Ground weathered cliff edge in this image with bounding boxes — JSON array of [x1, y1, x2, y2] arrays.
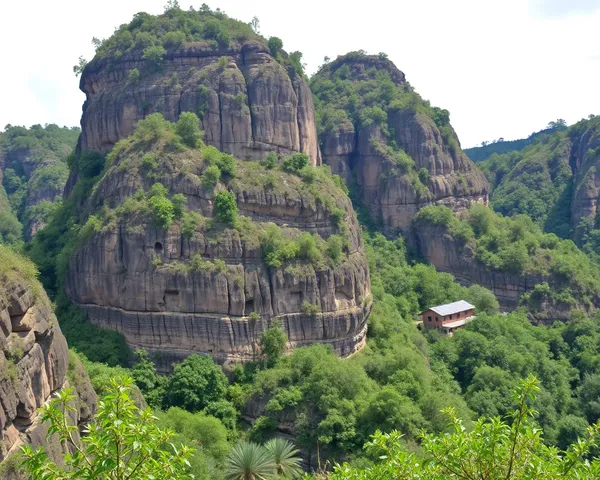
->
[[0, 251, 96, 478], [78, 41, 319, 165], [413, 223, 595, 321], [314, 54, 489, 235], [65, 140, 371, 371]]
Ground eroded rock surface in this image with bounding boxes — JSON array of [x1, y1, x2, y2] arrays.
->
[[79, 41, 320, 166], [0, 259, 97, 477], [313, 54, 489, 235]]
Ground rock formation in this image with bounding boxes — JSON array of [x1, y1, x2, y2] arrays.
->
[[79, 42, 320, 165], [0, 247, 96, 478], [311, 53, 489, 236], [65, 121, 371, 371]]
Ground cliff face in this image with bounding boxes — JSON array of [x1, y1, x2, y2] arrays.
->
[[65, 124, 371, 371], [312, 53, 489, 235], [413, 223, 597, 321], [570, 121, 600, 237], [79, 41, 320, 166], [0, 248, 96, 478]]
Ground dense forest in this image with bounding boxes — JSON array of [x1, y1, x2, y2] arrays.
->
[[2, 3, 600, 479]]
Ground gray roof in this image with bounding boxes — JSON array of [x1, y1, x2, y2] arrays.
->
[[425, 300, 475, 316]]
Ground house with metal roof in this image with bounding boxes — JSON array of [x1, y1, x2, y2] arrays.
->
[[421, 300, 475, 336]]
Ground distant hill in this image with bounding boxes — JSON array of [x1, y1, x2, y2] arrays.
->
[[465, 121, 567, 162]]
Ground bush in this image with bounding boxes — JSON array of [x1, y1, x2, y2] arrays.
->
[[282, 153, 309, 173], [268, 36, 283, 57], [202, 165, 221, 188], [326, 235, 344, 264], [162, 30, 186, 48], [216, 153, 236, 177], [149, 183, 175, 228], [296, 232, 322, 264], [128, 68, 141, 85], [301, 301, 321, 315], [176, 112, 203, 148], [182, 211, 205, 238], [142, 44, 166, 69], [260, 224, 299, 268], [418, 167, 430, 185], [261, 152, 278, 170], [214, 191, 238, 224], [172, 193, 186, 218]]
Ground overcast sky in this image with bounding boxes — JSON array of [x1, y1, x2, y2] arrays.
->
[[1, 0, 599, 147]]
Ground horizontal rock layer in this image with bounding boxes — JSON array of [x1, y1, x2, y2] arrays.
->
[[0, 273, 96, 477]]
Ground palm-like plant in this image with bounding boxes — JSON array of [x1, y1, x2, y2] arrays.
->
[[265, 438, 303, 479], [225, 441, 277, 480]]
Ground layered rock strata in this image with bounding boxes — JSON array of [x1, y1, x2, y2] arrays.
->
[[0, 257, 96, 478], [79, 41, 320, 165]]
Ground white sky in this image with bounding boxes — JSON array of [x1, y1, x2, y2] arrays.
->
[[1, 0, 599, 147]]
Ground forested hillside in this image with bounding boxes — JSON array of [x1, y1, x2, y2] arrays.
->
[[0, 124, 79, 241], [4, 3, 600, 479]]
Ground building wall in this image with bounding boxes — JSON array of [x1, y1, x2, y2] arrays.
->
[[422, 308, 474, 329]]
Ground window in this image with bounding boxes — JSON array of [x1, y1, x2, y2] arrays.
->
[[435, 317, 439, 322], [449, 314, 453, 320], [428, 316, 432, 322]]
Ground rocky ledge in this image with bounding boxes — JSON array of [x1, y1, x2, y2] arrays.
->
[[0, 250, 96, 478]]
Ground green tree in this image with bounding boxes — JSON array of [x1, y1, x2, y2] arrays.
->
[[259, 324, 288, 368], [20, 377, 194, 479], [176, 112, 203, 148], [331, 377, 600, 479], [225, 442, 277, 480], [268, 37, 283, 57], [466, 284, 500, 315], [282, 153, 309, 173], [164, 354, 228, 412], [143, 44, 167, 69], [131, 349, 166, 408], [214, 190, 238, 224], [264, 438, 303, 479]]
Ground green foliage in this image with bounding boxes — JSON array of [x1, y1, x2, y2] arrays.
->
[[282, 153, 309, 173], [203, 165, 221, 188], [143, 44, 167, 69], [264, 438, 303, 479], [268, 37, 283, 57], [261, 152, 278, 170], [128, 67, 141, 85], [164, 354, 229, 412], [259, 325, 288, 368], [216, 153, 236, 177], [331, 377, 600, 479], [225, 442, 277, 480], [131, 349, 166, 409], [149, 183, 175, 228], [176, 111, 203, 148], [20, 377, 194, 479], [214, 190, 238, 224], [157, 407, 230, 480]]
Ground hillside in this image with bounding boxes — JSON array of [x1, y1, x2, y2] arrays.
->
[[0, 125, 79, 240], [311, 52, 488, 235], [481, 115, 600, 248]]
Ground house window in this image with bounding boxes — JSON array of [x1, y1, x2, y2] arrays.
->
[[435, 317, 439, 322], [449, 314, 453, 320], [428, 316, 432, 322]]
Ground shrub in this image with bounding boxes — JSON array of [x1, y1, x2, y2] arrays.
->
[[260, 224, 299, 268], [176, 112, 203, 148], [143, 44, 166, 69], [214, 191, 238, 224], [162, 30, 186, 48], [141, 153, 158, 171], [268, 36, 283, 57], [418, 167, 430, 185], [172, 193, 186, 218], [218, 55, 229, 68], [202, 165, 221, 188], [296, 232, 322, 264], [282, 153, 309, 173], [300, 166, 317, 183], [149, 195, 175, 229], [216, 153, 236, 177], [261, 152, 278, 170], [128, 68, 141, 85], [326, 235, 344, 265], [301, 301, 321, 315]]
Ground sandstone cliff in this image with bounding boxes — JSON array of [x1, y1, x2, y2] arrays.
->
[[311, 53, 489, 235], [65, 117, 371, 371], [0, 247, 96, 478], [413, 219, 599, 322], [78, 41, 319, 166]]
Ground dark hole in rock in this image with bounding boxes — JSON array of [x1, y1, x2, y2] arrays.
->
[[245, 299, 254, 315], [154, 242, 163, 254]]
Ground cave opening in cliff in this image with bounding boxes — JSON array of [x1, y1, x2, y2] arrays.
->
[[154, 242, 163, 254]]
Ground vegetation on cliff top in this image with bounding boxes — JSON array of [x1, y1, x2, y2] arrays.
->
[[414, 204, 600, 313]]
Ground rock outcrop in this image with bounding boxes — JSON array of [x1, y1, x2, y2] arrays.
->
[[79, 41, 320, 166], [0, 247, 97, 478], [312, 53, 489, 236], [65, 129, 371, 371], [413, 222, 597, 321]]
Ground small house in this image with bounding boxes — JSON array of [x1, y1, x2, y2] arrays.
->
[[421, 300, 475, 336]]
